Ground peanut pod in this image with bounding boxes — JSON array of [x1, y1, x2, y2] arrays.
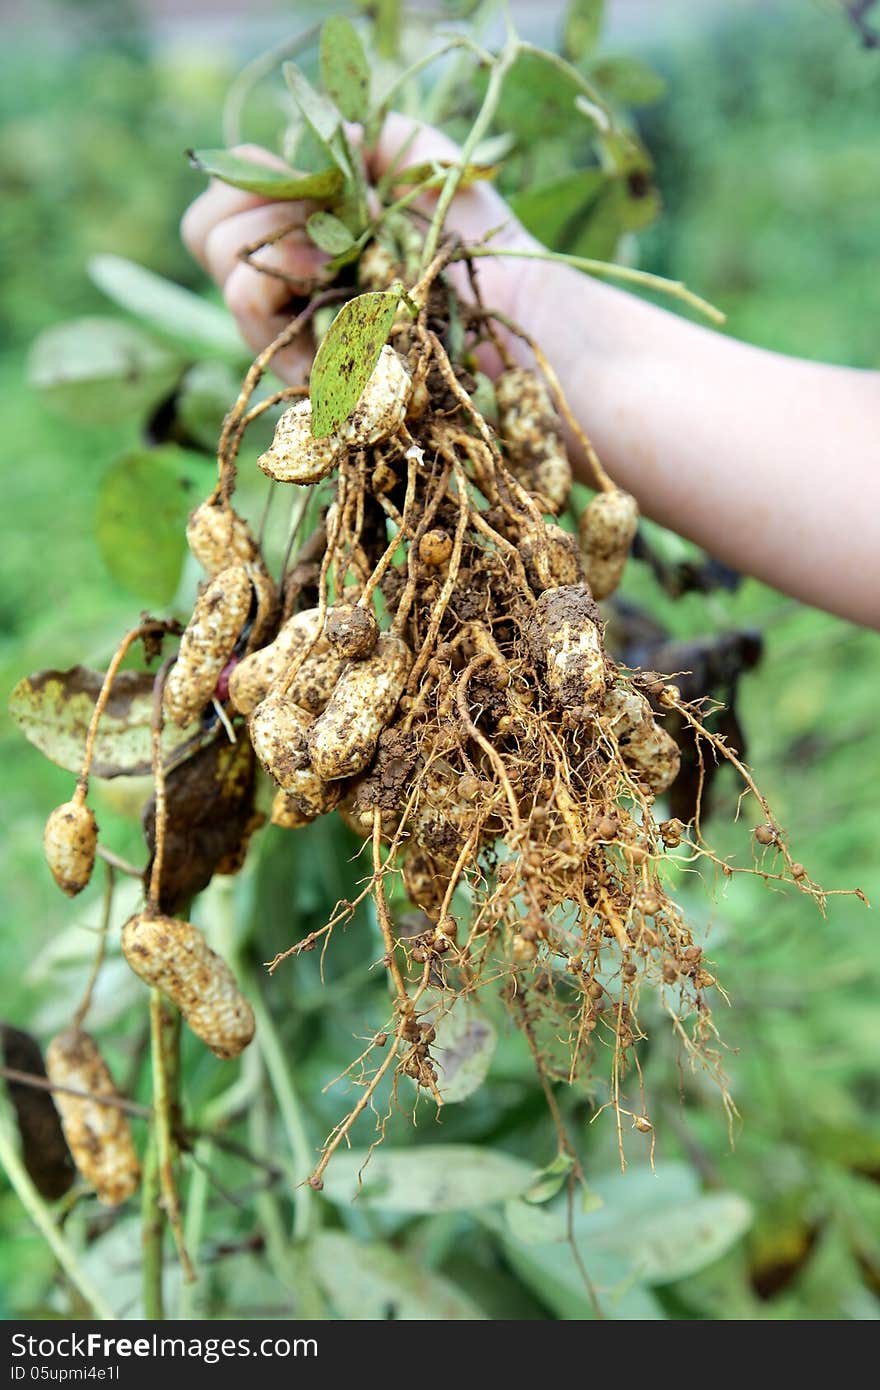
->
[[44, 800, 98, 897], [45, 1029, 140, 1206], [164, 563, 253, 727], [308, 633, 413, 781]]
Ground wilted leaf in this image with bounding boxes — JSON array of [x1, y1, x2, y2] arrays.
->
[[306, 210, 356, 256], [390, 160, 499, 189], [427, 993, 496, 1103], [27, 317, 182, 425], [143, 734, 260, 913], [9, 665, 199, 778], [1, 1025, 74, 1201], [563, 0, 605, 61], [88, 254, 245, 358], [320, 17, 371, 124], [96, 445, 215, 603], [309, 289, 400, 438], [321, 1144, 535, 1213], [187, 149, 344, 202], [310, 1232, 486, 1320]]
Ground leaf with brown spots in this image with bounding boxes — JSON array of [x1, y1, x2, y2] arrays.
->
[[309, 289, 400, 439], [319, 16, 370, 124], [143, 734, 261, 912], [8, 666, 200, 778]]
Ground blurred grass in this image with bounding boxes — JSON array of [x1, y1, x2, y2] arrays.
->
[[1, 0, 878, 1319]]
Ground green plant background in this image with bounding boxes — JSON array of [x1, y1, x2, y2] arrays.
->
[[1, 0, 879, 1320]]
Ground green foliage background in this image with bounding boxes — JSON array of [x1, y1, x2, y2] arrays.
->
[[1, 0, 878, 1319]]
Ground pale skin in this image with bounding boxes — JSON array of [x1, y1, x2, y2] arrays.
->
[[182, 115, 880, 630]]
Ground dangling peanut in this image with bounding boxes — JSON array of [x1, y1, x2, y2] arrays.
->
[[308, 633, 412, 781], [44, 800, 98, 897], [164, 564, 253, 726], [578, 490, 639, 600], [187, 500, 259, 576], [495, 367, 572, 514], [121, 914, 254, 1060], [45, 1029, 140, 1206]]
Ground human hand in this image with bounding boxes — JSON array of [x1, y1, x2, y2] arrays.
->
[[181, 113, 541, 382]]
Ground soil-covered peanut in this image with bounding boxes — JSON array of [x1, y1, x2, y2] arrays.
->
[[357, 239, 400, 292], [418, 528, 453, 567], [44, 799, 98, 897], [249, 690, 343, 816], [495, 367, 572, 514], [121, 913, 255, 1059], [45, 1029, 140, 1206], [271, 788, 312, 830], [258, 400, 342, 484], [578, 490, 639, 600], [403, 845, 452, 920], [164, 564, 253, 726], [337, 346, 412, 447], [601, 687, 681, 793], [187, 501, 259, 575], [527, 584, 608, 708], [522, 523, 584, 592], [325, 604, 378, 659], [229, 608, 344, 716], [308, 633, 413, 781]]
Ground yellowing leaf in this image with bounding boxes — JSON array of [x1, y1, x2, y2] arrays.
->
[[9, 666, 199, 779]]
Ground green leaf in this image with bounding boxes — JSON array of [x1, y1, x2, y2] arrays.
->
[[27, 317, 182, 425], [309, 1232, 486, 1320], [283, 63, 347, 166], [306, 210, 356, 256], [590, 55, 667, 107], [9, 666, 199, 779], [175, 361, 242, 451], [426, 993, 496, 1103], [501, 1237, 665, 1320], [563, 0, 605, 60], [320, 1144, 535, 1213], [523, 1151, 577, 1205], [187, 148, 344, 202], [580, 1186, 753, 1284], [96, 445, 215, 603], [494, 50, 593, 141], [309, 289, 400, 438], [89, 255, 245, 359], [509, 169, 607, 251], [320, 17, 371, 124]]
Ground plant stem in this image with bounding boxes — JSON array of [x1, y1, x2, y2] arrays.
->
[[458, 245, 726, 324], [140, 1138, 164, 1320], [149, 991, 195, 1283], [420, 35, 519, 272], [0, 1119, 117, 1321]]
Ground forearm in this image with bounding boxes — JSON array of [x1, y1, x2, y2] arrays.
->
[[512, 262, 880, 628]]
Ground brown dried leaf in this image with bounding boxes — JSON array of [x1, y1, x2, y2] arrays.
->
[[1, 1025, 74, 1201], [143, 733, 259, 912]]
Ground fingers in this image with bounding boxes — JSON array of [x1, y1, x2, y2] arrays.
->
[[181, 144, 295, 270]]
